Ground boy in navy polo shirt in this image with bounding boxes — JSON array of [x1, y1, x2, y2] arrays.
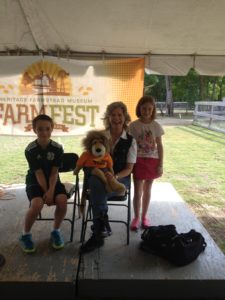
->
[[19, 114, 67, 253]]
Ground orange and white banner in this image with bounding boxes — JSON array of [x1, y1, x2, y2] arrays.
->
[[0, 56, 144, 136]]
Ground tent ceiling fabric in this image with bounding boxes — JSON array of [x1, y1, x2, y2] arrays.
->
[[1, 0, 225, 75]]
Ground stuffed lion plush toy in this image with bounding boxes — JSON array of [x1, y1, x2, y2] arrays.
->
[[74, 130, 126, 214]]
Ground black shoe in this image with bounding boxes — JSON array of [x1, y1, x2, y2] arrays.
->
[[80, 234, 104, 253], [90, 223, 112, 237], [98, 213, 112, 237], [104, 219, 112, 236]]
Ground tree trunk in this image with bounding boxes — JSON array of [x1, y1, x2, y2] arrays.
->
[[218, 77, 224, 100], [211, 78, 216, 100], [199, 76, 208, 100], [165, 75, 173, 116]]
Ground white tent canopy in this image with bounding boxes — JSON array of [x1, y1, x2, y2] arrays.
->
[[1, 0, 225, 75]]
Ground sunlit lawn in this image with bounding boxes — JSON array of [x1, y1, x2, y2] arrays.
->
[[1, 125, 225, 209], [159, 125, 225, 208], [1, 124, 225, 252]]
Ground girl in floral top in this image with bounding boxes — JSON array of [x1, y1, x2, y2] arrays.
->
[[129, 96, 164, 231]]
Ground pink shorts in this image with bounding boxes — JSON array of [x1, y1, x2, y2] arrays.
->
[[133, 157, 161, 180]]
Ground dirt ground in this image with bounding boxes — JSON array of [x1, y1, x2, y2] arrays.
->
[[189, 204, 225, 254]]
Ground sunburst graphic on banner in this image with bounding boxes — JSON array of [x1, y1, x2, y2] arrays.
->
[[19, 60, 72, 96], [78, 86, 93, 96], [0, 84, 15, 95]]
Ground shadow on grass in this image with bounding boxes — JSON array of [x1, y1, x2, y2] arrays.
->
[[176, 125, 225, 146]]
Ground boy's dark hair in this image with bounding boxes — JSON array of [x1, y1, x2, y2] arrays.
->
[[32, 114, 54, 130], [136, 95, 156, 121]]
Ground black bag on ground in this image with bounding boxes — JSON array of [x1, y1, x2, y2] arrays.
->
[[140, 225, 207, 267], [141, 224, 178, 246]]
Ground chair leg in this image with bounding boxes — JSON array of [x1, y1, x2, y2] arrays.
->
[[31, 162, 81, 244], [126, 223, 129, 245], [80, 205, 88, 242], [69, 191, 78, 242], [69, 176, 80, 242], [80, 215, 86, 243], [80, 204, 93, 243], [80, 187, 131, 245], [76, 181, 81, 219], [127, 191, 131, 245]]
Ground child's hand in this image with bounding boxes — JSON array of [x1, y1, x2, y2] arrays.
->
[[43, 190, 54, 206]]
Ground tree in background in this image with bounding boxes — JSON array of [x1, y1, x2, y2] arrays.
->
[[172, 69, 200, 108], [165, 75, 173, 116], [145, 69, 225, 115], [144, 74, 166, 101]]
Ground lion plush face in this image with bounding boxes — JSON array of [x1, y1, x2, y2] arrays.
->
[[91, 139, 106, 157], [82, 130, 110, 157]]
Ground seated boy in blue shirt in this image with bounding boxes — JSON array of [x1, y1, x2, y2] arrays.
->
[[19, 114, 67, 253]]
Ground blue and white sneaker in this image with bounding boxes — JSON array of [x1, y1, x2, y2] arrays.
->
[[19, 233, 36, 253], [51, 230, 64, 249]]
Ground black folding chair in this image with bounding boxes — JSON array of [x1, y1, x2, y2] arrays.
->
[[36, 153, 80, 242], [80, 176, 131, 245]]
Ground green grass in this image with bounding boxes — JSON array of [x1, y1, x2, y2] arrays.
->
[[1, 124, 225, 253], [0, 135, 83, 185], [1, 125, 225, 209], [159, 125, 225, 208]]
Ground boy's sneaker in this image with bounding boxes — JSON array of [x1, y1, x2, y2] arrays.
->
[[142, 217, 151, 229], [19, 233, 36, 253], [80, 234, 104, 254], [51, 230, 64, 250], [130, 217, 140, 231]]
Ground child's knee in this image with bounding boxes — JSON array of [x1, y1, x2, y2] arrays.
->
[[55, 194, 67, 208], [31, 197, 44, 211]]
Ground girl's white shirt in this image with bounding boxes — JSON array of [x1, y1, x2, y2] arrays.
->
[[129, 119, 164, 159]]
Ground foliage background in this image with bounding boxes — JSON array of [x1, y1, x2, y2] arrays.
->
[[145, 69, 225, 107]]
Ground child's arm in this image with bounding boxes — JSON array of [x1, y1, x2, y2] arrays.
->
[[43, 166, 59, 205], [35, 169, 48, 193], [44, 145, 64, 205], [25, 149, 48, 192], [156, 136, 163, 176]]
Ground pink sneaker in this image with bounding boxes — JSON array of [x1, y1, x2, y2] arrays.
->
[[130, 218, 140, 231], [142, 217, 150, 229]]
